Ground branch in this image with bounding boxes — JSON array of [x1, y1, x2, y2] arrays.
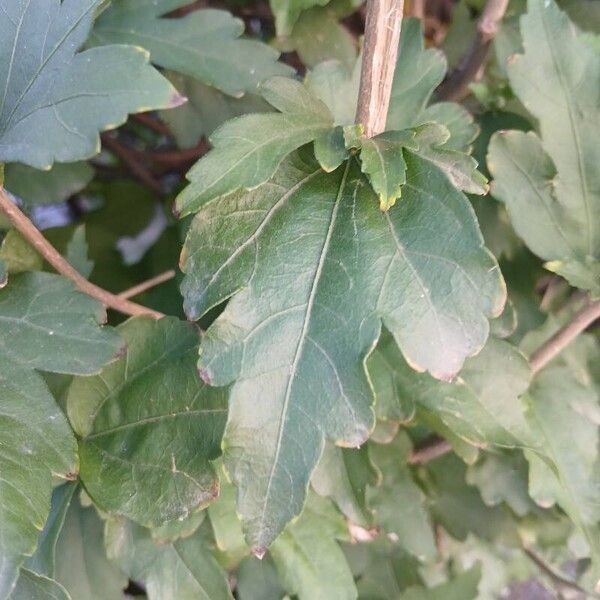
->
[[0, 188, 164, 319], [101, 134, 165, 195], [530, 297, 600, 374], [409, 436, 452, 464], [355, 0, 405, 138], [437, 0, 509, 102], [118, 270, 176, 300]]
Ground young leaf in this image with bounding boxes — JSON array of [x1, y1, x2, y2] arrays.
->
[[175, 77, 334, 216], [270, 0, 329, 37], [270, 494, 357, 600], [488, 0, 600, 295], [0, 0, 183, 169], [105, 518, 234, 600], [66, 226, 94, 278], [367, 435, 437, 561], [92, 0, 293, 97], [181, 153, 504, 550], [67, 316, 228, 528]]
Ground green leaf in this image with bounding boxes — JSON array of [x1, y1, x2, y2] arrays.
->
[[150, 511, 206, 545], [270, 494, 357, 600], [25, 484, 77, 578], [8, 571, 69, 600], [0, 230, 44, 274], [402, 336, 535, 449], [401, 565, 481, 600], [105, 517, 234, 600], [0, 362, 77, 598], [52, 496, 127, 599], [182, 153, 504, 550], [270, 0, 329, 37], [67, 316, 228, 527], [175, 77, 333, 216], [281, 6, 357, 70], [0, 259, 6, 289], [488, 0, 600, 295], [160, 72, 271, 150], [466, 452, 536, 517], [367, 435, 437, 561], [0, 272, 123, 375], [66, 226, 94, 278], [92, 1, 293, 97], [0, 0, 182, 168], [357, 130, 417, 210], [314, 127, 349, 173], [3, 162, 93, 207], [312, 443, 377, 527], [236, 556, 285, 600]]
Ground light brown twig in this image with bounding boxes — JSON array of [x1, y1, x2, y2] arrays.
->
[[409, 437, 452, 464], [355, 0, 405, 138], [530, 297, 600, 374], [118, 270, 176, 300], [0, 188, 164, 319], [437, 0, 509, 101]]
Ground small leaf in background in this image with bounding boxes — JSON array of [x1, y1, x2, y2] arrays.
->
[[270, 0, 329, 37], [3, 163, 93, 208], [236, 556, 285, 600], [66, 226, 94, 278], [105, 517, 233, 600], [67, 316, 227, 528], [270, 494, 357, 600], [175, 77, 333, 216], [311, 443, 377, 528], [0, 230, 44, 274], [367, 434, 437, 561], [92, 0, 293, 97], [488, 0, 600, 296], [160, 72, 271, 150], [0, 0, 183, 168], [182, 153, 503, 550], [401, 565, 481, 600]]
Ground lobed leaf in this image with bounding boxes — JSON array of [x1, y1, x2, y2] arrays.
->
[[181, 153, 504, 550], [92, 0, 293, 97], [0, 0, 182, 168]]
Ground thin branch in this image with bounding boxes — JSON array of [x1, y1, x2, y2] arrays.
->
[[408, 436, 452, 464], [524, 548, 595, 599], [131, 113, 173, 137], [530, 297, 600, 374], [437, 0, 509, 102], [141, 140, 209, 167], [0, 188, 164, 319], [355, 0, 405, 138], [101, 134, 165, 195], [118, 270, 176, 299]]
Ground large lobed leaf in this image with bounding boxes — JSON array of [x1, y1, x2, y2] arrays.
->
[[67, 316, 228, 528], [180, 151, 504, 551], [0, 0, 182, 169], [92, 0, 293, 98], [0, 272, 122, 598], [488, 0, 600, 295]]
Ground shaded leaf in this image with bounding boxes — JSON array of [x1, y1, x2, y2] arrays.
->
[[236, 556, 285, 600], [270, 0, 329, 37], [66, 226, 93, 278], [270, 494, 356, 600], [175, 77, 333, 216], [67, 316, 227, 527], [105, 517, 234, 600], [52, 496, 127, 599], [3, 162, 93, 207], [0, 0, 182, 168], [182, 153, 503, 550], [367, 435, 437, 561], [312, 443, 377, 527], [401, 565, 481, 600], [92, 0, 292, 97], [0, 230, 43, 274]]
